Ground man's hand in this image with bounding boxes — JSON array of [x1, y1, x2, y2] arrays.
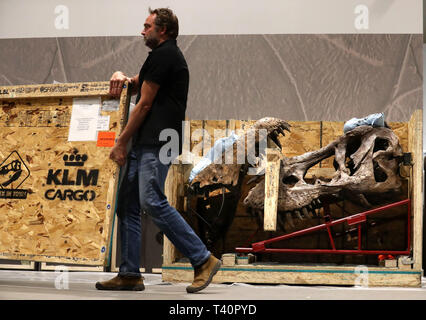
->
[[109, 141, 127, 166], [109, 71, 131, 97]]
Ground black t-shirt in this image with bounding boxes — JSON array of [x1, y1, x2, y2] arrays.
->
[[135, 39, 189, 154]]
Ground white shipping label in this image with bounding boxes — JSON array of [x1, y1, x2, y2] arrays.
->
[[97, 115, 110, 131], [68, 97, 101, 141]]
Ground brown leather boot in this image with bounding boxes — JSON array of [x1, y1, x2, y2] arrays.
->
[[186, 255, 222, 293], [95, 275, 145, 291]]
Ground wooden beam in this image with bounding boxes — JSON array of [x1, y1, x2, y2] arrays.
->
[[180, 117, 192, 164], [163, 160, 189, 265], [163, 162, 180, 265], [263, 148, 281, 231], [0, 82, 110, 99], [408, 109, 423, 271], [162, 263, 422, 287]]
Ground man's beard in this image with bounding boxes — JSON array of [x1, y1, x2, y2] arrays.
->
[[144, 35, 160, 49]]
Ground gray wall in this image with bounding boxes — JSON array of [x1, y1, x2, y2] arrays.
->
[[0, 34, 422, 123]]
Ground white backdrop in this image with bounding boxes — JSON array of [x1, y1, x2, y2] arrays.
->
[[0, 0, 422, 38]]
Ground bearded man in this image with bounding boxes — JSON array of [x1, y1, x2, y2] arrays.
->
[[96, 8, 221, 294]]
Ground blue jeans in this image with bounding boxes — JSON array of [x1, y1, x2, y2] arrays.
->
[[117, 145, 210, 278]]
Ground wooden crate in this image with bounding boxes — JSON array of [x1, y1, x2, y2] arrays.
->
[[0, 81, 130, 266], [0, 259, 36, 270], [162, 111, 423, 287]]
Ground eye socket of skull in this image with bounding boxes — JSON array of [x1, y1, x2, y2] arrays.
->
[[373, 137, 389, 153], [346, 135, 362, 157], [332, 156, 357, 175], [282, 175, 299, 187], [340, 135, 363, 175]]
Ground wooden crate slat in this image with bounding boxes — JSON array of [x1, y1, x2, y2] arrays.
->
[[408, 110, 423, 270]]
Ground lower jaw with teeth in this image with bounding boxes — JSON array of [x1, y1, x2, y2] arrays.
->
[[252, 198, 325, 232]]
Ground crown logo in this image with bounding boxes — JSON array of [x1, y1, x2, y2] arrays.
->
[[63, 149, 88, 167]]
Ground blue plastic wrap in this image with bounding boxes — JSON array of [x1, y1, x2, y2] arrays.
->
[[189, 131, 239, 182], [343, 113, 385, 133]]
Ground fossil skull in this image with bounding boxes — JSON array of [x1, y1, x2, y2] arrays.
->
[[243, 125, 404, 227], [188, 118, 404, 246]]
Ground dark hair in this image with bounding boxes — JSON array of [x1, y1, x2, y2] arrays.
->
[[149, 7, 179, 39]]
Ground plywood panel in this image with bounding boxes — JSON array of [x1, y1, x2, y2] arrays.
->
[[189, 120, 204, 159], [0, 82, 129, 265], [280, 121, 321, 158], [388, 122, 409, 152]]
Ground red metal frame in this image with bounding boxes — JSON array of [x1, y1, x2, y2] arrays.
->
[[236, 199, 411, 256]]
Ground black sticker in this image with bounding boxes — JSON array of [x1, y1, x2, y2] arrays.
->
[[0, 151, 30, 199]]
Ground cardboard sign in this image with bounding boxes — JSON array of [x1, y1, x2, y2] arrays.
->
[[97, 131, 116, 147]]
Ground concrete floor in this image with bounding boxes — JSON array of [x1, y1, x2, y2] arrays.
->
[[0, 270, 426, 300]]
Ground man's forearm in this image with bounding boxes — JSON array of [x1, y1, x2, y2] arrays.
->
[[115, 80, 159, 146], [116, 102, 151, 146]]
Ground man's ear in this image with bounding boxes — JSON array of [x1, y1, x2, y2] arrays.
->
[[158, 26, 167, 36]]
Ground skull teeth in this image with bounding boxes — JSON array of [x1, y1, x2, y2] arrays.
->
[[307, 204, 317, 217], [302, 206, 313, 218], [311, 198, 323, 209], [285, 212, 295, 228], [293, 210, 304, 220], [270, 134, 282, 149], [249, 198, 325, 232]]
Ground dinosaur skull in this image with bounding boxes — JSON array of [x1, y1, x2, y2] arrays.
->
[[243, 125, 404, 220], [187, 118, 404, 249]]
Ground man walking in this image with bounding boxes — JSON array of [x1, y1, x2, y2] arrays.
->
[[96, 8, 221, 293]]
